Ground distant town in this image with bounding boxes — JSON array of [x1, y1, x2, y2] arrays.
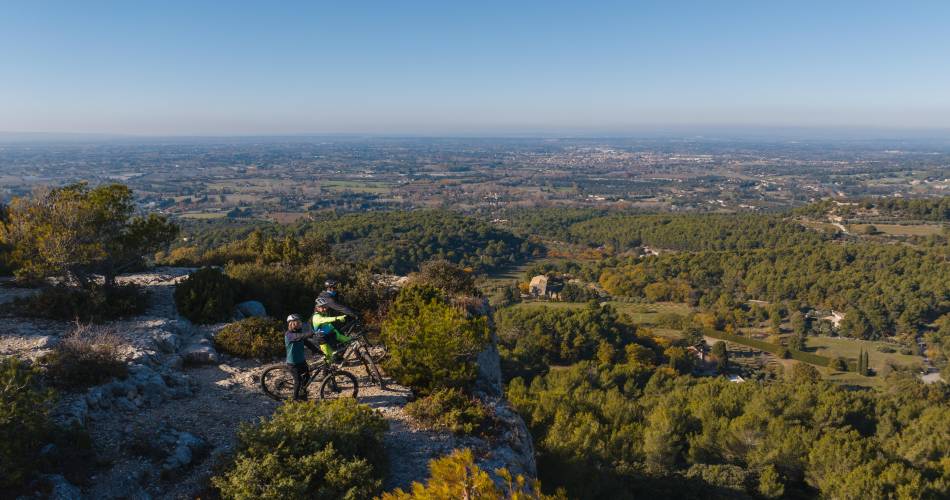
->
[[2, 137, 948, 221]]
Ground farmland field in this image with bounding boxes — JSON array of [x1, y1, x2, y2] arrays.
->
[[320, 180, 392, 193], [178, 211, 227, 220], [805, 336, 923, 373], [848, 223, 945, 236]]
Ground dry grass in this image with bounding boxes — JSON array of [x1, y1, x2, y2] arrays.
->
[[41, 324, 129, 390]]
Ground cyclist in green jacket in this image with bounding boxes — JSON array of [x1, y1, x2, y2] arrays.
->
[[312, 297, 351, 362]]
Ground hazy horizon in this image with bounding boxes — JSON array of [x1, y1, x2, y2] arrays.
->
[[3, 1, 950, 135], [3, 125, 950, 144]]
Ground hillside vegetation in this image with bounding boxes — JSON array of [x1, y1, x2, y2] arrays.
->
[[163, 209, 537, 275]]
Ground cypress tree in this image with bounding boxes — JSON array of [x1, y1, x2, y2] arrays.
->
[[857, 349, 870, 375]]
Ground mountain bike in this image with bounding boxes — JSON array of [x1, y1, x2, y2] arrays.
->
[[338, 322, 386, 388], [260, 356, 358, 401]]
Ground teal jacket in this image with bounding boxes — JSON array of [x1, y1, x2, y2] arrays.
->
[[285, 329, 313, 364]]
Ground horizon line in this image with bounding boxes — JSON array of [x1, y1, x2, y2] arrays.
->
[[3, 124, 950, 142]]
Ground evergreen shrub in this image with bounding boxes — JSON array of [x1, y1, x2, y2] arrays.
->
[[174, 267, 236, 324], [213, 399, 387, 499], [214, 317, 285, 359]]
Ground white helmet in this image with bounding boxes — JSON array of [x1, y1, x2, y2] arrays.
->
[[286, 314, 302, 323]]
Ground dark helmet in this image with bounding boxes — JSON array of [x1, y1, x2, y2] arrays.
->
[[314, 297, 330, 308], [324, 279, 338, 289]]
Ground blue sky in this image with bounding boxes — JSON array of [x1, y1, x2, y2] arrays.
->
[[2, 1, 949, 135]]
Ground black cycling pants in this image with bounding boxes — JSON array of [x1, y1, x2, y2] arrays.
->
[[289, 362, 310, 400]]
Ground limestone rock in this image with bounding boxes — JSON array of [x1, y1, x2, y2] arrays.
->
[[160, 430, 209, 473], [52, 397, 89, 428], [151, 330, 181, 354], [181, 338, 219, 365], [234, 300, 267, 319], [128, 365, 172, 407]]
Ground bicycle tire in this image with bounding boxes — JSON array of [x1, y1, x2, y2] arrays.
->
[[360, 348, 385, 388], [260, 365, 297, 401], [319, 370, 359, 400]]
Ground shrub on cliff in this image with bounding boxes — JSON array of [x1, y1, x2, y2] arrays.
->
[[380, 448, 562, 499], [213, 399, 387, 500], [214, 317, 285, 360], [410, 259, 478, 296], [174, 267, 236, 324], [381, 285, 489, 395], [405, 388, 492, 436]]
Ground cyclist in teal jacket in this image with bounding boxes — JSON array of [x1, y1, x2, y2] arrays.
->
[[284, 313, 316, 400]]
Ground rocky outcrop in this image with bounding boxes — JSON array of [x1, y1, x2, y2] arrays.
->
[[468, 295, 537, 478], [471, 329, 537, 480]]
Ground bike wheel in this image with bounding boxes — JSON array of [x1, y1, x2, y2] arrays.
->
[[360, 349, 385, 388], [319, 370, 359, 400], [261, 365, 296, 401]]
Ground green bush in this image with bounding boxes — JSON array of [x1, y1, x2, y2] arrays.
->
[[828, 356, 848, 372], [381, 448, 561, 499], [560, 282, 600, 302], [213, 399, 388, 500], [0, 357, 55, 491], [411, 259, 478, 296], [876, 344, 896, 354], [12, 284, 147, 322], [382, 285, 490, 394], [684, 463, 753, 494], [174, 267, 236, 324], [225, 262, 320, 321], [214, 317, 285, 359], [405, 388, 493, 435], [40, 326, 128, 390]]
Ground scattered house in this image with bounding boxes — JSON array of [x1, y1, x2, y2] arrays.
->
[[641, 245, 661, 257], [687, 343, 709, 362], [822, 310, 845, 329], [528, 275, 564, 300]]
